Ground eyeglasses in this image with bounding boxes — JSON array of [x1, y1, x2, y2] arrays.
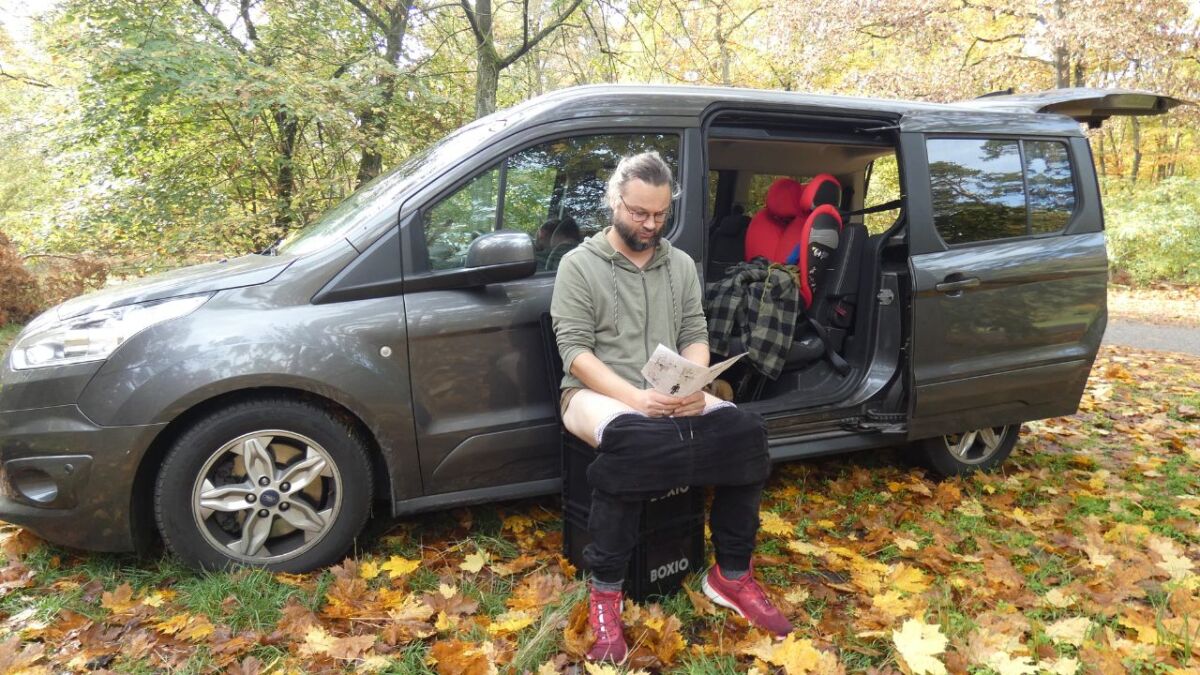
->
[[619, 195, 671, 224]]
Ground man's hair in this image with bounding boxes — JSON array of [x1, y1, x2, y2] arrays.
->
[[605, 151, 678, 212]]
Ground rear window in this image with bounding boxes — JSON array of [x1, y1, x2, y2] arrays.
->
[[927, 138, 1076, 245]]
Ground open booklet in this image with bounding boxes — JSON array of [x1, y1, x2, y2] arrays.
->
[[639, 344, 747, 398]]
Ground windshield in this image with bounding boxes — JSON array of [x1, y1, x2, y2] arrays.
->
[[277, 121, 499, 256]]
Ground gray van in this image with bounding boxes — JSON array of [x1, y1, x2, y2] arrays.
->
[[0, 85, 1183, 571]]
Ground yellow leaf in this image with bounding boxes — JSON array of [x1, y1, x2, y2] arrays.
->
[[180, 615, 214, 642], [100, 583, 138, 614], [141, 590, 173, 608], [892, 618, 948, 675], [536, 659, 560, 675], [503, 514, 533, 533], [1042, 588, 1076, 609], [1044, 617, 1091, 647], [1040, 657, 1080, 675], [890, 564, 930, 594], [759, 511, 795, 538], [359, 560, 382, 580], [435, 611, 454, 632], [815, 519, 836, 529], [300, 626, 337, 656], [894, 537, 920, 552], [460, 550, 490, 574], [382, 556, 421, 579], [154, 613, 191, 635], [872, 591, 913, 619], [487, 610, 534, 636], [787, 541, 827, 557]]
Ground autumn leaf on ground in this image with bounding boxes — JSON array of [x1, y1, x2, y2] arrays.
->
[[100, 583, 138, 614], [487, 610, 535, 636], [381, 555, 421, 579], [490, 554, 539, 576], [1044, 617, 1092, 647], [0, 635, 45, 674], [459, 550, 490, 573], [299, 625, 338, 657], [507, 572, 565, 612], [359, 559, 382, 580], [759, 511, 795, 537], [423, 583, 479, 616], [892, 618, 948, 675], [427, 639, 499, 675]]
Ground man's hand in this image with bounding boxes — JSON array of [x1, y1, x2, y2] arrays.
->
[[668, 390, 706, 417], [629, 388, 685, 417]]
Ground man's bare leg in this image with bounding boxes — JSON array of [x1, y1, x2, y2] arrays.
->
[[563, 389, 726, 448]]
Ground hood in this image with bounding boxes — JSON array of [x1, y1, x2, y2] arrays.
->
[[55, 254, 295, 320], [578, 226, 674, 272]]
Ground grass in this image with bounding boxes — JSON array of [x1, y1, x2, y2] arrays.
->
[[0, 322, 22, 354], [0, 344, 1198, 671]]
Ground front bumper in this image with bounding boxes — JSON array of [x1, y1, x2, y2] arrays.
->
[[0, 404, 165, 552]]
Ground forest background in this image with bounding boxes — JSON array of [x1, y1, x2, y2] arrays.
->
[[1, 0, 1198, 327]]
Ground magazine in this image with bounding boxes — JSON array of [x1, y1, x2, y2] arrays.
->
[[640, 344, 746, 397]]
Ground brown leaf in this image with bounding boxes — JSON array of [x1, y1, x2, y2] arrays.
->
[[424, 584, 480, 616], [328, 633, 377, 660], [561, 599, 593, 659], [0, 635, 45, 673], [506, 573, 564, 613], [428, 639, 496, 675]]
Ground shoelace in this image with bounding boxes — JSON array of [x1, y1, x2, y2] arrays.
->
[[592, 594, 621, 639], [735, 575, 773, 610]]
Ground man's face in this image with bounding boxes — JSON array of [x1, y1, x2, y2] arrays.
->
[[613, 179, 672, 252]]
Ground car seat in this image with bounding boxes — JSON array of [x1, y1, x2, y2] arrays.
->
[[743, 178, 804, 262]]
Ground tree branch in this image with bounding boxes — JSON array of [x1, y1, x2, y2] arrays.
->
[[498, 0, 585, 68], [190, 0, 249, 55], [0, 67, 52, 88], [346, 0, 389, 32], [459, 0, 487, 45]]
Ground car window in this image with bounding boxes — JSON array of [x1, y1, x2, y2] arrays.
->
[[927, 138, 1025, 244], [927, 137, 1078, 246], [420, 133, 680, 273], [1024, 140, 1076, 234], [863, 154, 901, 235], [425, 166, 500, 271]]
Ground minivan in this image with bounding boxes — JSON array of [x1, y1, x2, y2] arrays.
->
[[0, 84, 1183, 571]]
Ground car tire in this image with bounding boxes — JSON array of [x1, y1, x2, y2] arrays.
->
[[154, 398, 374, 572], [914, 424, 1020, 478]]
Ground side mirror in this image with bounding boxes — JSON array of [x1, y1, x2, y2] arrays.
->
[[464, 230, 536, 284]]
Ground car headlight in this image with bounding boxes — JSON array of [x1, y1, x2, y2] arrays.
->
[[10, 294, 212, 370]]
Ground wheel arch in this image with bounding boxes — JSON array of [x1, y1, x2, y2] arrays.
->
[[130, 386, 392, 554]]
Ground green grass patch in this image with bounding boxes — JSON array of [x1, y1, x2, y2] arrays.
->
[[175, 567, 301, 631]]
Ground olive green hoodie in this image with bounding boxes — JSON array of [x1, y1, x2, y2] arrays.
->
[[551, 226, 709, 391]]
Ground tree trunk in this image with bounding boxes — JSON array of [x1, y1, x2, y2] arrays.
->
[[474, 52, 501, 118], [1130, 117, 1142, 184], [273, 107, 299, 231], [355, 1, 414, 187]]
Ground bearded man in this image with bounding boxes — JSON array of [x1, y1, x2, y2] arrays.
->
[[551, 151, 792, 662]]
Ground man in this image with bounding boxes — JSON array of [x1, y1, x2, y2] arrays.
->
[[551, 151, 792, 662]]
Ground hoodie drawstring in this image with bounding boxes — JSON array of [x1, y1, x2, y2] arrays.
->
[[609, 259, 621, 336]]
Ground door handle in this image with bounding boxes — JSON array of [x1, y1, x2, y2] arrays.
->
[[935, 276, 981, 293]]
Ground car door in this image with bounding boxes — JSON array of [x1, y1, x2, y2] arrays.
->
[[905, 91, 1185, 439], [400, 126, 697, 495]]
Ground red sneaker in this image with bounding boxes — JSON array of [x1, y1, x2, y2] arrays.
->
[[702, 563, 793, 637], [586, 585, 628, 662]]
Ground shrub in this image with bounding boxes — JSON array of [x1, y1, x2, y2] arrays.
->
[[1104, 177, 1200, 286], [0, 233, 42, 325]]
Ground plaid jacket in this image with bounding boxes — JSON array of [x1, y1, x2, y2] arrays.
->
[[704, 257, 801, 380]]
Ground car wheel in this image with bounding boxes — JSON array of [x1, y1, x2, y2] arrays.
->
[[154, 398, 373, 572], [915, 424, 1020, 477]]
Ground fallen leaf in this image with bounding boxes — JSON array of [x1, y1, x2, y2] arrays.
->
[[892, 618, 947, 675]]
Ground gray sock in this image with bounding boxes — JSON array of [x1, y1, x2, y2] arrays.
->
[[721, 566, 748, 580], [591, 577, 624, 593]]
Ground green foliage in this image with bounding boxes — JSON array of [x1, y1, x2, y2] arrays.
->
[[1104, 177, 1200, 285]]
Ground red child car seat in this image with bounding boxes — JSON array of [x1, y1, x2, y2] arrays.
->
[[743, 178, 804, 262], [777, 174, 843, 308]]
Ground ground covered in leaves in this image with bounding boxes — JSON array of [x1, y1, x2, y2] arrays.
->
[[0, 344, 1198, 674]]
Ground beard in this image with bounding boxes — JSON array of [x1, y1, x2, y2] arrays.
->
[[613, 212, 661, 252]]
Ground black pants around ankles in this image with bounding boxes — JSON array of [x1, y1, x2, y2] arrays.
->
[[580, 406, 772, 584], [584, 482, 765, 584]]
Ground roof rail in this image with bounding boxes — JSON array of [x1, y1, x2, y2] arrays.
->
[[976, 88, 1015, 99]]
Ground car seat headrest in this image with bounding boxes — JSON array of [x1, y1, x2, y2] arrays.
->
[[764, 178, 805, 219], [800, 174, 842, 212]]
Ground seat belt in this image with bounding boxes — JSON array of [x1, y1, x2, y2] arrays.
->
[[838, 198, 904, 221], [806, 316, 851, 375]]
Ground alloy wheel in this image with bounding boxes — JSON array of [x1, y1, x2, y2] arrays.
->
[[191, 429, 341, 564]]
